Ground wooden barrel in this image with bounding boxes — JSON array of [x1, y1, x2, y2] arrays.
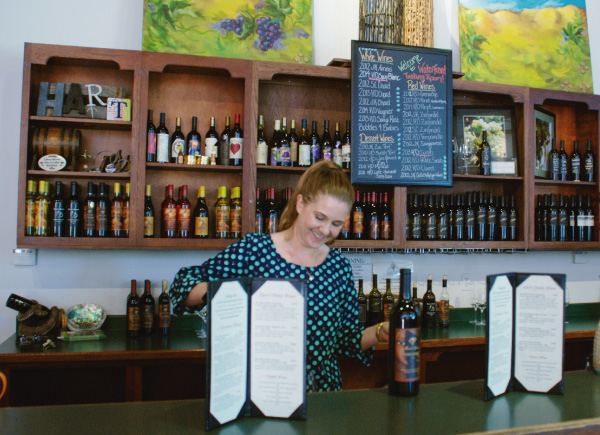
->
[[31, 127, 80, 169]]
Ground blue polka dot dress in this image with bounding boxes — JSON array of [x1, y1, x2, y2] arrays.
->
[[169, 233, 373, 391]]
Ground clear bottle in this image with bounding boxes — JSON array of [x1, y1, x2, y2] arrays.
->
[[161, 184, 176, 238], [141, 280, 155, 335], [170, 117, 186, 163], [256, 115, 268, 166], [229, 186, 242, 239], [144, 184, 154, 238], [51, 180, 66, 237], [110, 182, 124, 238], [158, 280, 171, 336], [214, 186, 230, 239], [156, 112, 170, 163], [175, 185, 191, 238], [204, 117, 219, 162], [35, 180, 50, 236], [422, 274, 437, 329], [368, 274, 383, 327], [25, 179, 38, 236], [219, 116, 231, 166], [230, 113, 243, 166], [193, 186, 209, 239], [439, 275, 450, 328], [126, 279, 141, 338]]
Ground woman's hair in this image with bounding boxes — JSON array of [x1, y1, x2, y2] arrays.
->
[[279, 160, 354, 237]]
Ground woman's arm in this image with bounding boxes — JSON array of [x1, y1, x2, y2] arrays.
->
[[361, 321, 389, 351], [183, 282, 208, 307]]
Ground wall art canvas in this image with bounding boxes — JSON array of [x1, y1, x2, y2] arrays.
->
[[143, 0, 313, 64], [458, 0, 592, 93]]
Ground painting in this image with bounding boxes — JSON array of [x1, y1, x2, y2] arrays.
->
[[534, 107, 556, 179], [142, 0, 313, 64], [458, 0, 592, 93]]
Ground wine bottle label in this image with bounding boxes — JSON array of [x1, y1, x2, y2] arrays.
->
[[176, 208, 191, 232], [84, 206, 95, 231], [96, 206, 108, 231], [26, 200, 36, 234], [333, 148, 342, 166], [440, 300, 450, 324], [551, 156, 560, 174], [343, 215, 351, 234], [128, 306, 140, 331], [588, 214, 595, 227], [195, 216, 208, 236], [280, 145, 291, 165], [147, 132, 156, 154], [342, 144, 351, 162], [156, 133, 170, 163], [290, 141, 298, 163], [267, 215, 278, 234], [570, 215, 576, 226], [353, 211, 364, 235], [144, 216, 154, 236], [437, 219, 448, 238], [230, 208, 242, 233], [499, 213, 508, 228], [256, 140, 268, 165], [482, 147, 491, 172], [394, 328, 420, 382], [370, 219, 379, 239], [455, 211, 464, 226], [381, 219, 391, 239], [122, 207, 129, 232], [163, 208, 177, 231], [270, 146, 280, 166], [230, 137, 243, 159], [560, 157, 568, 174], [426, 218, 436, 239], [383, 302, 394, 321], [559, 213, 568, 226], [54, 204, 65, 227], [142, 305, 153, 328], [358, 303, 367, 324], [204, 137, 218, 158], [159, 304, 171, 328], [188, 138, 200, 156], [322, 146, 332, 160], [216, 206, 230, 234], [299, 144, 310, 166], [171, 138, 185, 160], [572, 157, 580, 174], [585, 157, 593, 174], [111, 205, 123, 230], [310, 143, 320, 160], [370, 298, 382, 312]]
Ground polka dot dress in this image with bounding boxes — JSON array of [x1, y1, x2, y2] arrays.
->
[[169, 233, 373, 391]]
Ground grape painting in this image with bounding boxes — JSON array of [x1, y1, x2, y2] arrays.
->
[[143, 0, 312, 63]]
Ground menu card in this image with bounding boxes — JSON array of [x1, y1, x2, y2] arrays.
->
[[205, 278, 307, 431], [485, 273, 566, 401]]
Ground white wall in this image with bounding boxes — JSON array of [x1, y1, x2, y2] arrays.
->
[[1, 0, 599, 343]]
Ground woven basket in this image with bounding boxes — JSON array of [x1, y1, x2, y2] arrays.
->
[[594, 319, 600, 373], [359, 0, 433, 47]]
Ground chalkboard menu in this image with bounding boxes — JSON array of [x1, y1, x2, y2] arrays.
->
[[351, 41, 453, 185]]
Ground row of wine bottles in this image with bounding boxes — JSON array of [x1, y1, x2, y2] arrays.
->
[[407, 191, 519, 241], [257, 116, 352, 168], [146, 111, 243, 166], [341, 190, 393, 240], [25, 179, 130, 238], [358, 273, 449, 330], [534, 193, 595, 242], [126, 279, 171, 337], [547, 139, 594, 182]]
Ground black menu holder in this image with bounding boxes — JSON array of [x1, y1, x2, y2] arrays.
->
[[484, 273, 566, 401], [205, 278, 307, 431]]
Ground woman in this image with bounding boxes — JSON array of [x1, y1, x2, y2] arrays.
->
[[169, 160, 389, 391]]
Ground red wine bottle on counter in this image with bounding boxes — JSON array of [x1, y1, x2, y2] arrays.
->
[[388, 268, 419, 396], [141, 280, 155, 335], [126, 280, 141, 338]]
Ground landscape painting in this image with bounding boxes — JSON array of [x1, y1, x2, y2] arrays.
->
[[143, 0, 313, 64], [458, 0, 592, 93]]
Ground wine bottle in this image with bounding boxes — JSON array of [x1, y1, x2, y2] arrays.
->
[[277, 187, 291, 216], [185, 116, 201, 164], [229, 186, 242, 239], [569, 194, 577, 241], [558, 194, 568, 242], [424, 193, 436, 240], [230, 113, 243, 166], [214, 186, 230, 239], [158, 280, 171, 336], [321, 120, 332, 161], [487, 192, 496, 241], [51, 181, 66, 237], [476, 191, 487, 241], [289, 119, 299, 167], [35, 180, 50, 237], [110, 182, 124, 238], [309, 120, 321, 165], [357, 279, 367, 327], [585, 194, 594, 242], [351, 190, 364, 240], [439, 275, 449, 328], [382, 278, 395, 322], [583, 139, 595, 182], [161, 184, 176, 238], [465, 192, 475, 241], [342, 120, 351, 169], [576, 194, 585, 241], [193, 186, 209, 239], [549, 138, 559, 180], [367, 274, 383, 327], [388, 268, 419, 397], [422, 274, 436, 329], [279, 117, 291, 167], [411, 194, 422, 240], [298, 119, 311, 167], [204, 117, 219, 163], [83, 182, 97, 237], [255, 187, 264, 234], [25, 179, 38, 236], [219, 116, 231, 166], [126, 279, 141, 338], [571, 140, 581, 181], [479, 131, 491, 175], [340, 212, 351, 240], [548, 193, 558, 242], [332, 121, 343, 167], [455, 194, 465, 241], [509, 195, 518, 241], [265, 188, 279, 234], [380, 191, 392, 240], [95, 182, 109, 237], [67, 181, 81, 238], [437, 194, 448, 240], [170, 117, 186, 164], [156, 112, 170, 163], [368, 191, 380, 240], [535, 194, 544, 241], [559, 140, 568, 181], [256, 115, 268, 166], [270, 119, 281, 166], [175, 184, 191, 238], [412, 281, 421, 324], [144, 184, 155, 238], [499, 195, 508, 241], [123, 183, 130, 238], [141, 280, 155, 335], [146, 109, 157, 162]]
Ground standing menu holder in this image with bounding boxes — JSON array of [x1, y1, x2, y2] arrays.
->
[[485, 273, 566, 401], [205, 278, 307, 431]]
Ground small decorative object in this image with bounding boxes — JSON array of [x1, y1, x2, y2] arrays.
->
[[534, 107, 556, 179], [359, 0, 433, 47], [106, 98, 131, 121], [37, 154, 67, 172], [66, 304, 107, 331], [30, 127, 80, 172]]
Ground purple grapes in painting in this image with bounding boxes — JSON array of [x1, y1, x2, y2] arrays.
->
[[256, 16, 282, 52], [221, 14, 245, 35]]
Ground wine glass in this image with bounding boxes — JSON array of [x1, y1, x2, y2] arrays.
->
[[195, 305, 208, 339], [475, 289, 487, 326], [564, 289, 570, 324], [470, 288, 479, 324], [460, 138, 476, 174]]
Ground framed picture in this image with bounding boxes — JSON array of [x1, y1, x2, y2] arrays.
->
[[454, 107, 518, 176], [534, 107, 556, 179]]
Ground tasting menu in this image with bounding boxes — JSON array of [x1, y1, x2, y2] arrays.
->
[[351, 40, 453, 186]]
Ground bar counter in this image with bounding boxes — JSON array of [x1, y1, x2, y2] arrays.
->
[[2, 371, 599, 434], [0, 306, 597, 407]]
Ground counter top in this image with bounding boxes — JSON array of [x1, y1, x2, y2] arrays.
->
[[2, 370, 599, 434]]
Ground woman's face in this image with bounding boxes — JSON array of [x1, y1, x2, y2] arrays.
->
[[295, 194, 350, 248]]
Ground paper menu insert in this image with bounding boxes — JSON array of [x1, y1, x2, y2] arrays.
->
[[485, 273, 565, 401], [205, 278, 307, 431]]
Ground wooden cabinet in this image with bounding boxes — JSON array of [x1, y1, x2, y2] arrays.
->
[[16, 43, 600, 251]]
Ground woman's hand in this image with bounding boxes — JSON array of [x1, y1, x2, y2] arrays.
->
[[360, 321, 390, 351]]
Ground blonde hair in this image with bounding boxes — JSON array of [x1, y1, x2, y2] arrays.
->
[[279, 160, 354, 242]]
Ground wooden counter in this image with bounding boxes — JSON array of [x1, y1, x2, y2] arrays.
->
[[2, 371, 600, 434]]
